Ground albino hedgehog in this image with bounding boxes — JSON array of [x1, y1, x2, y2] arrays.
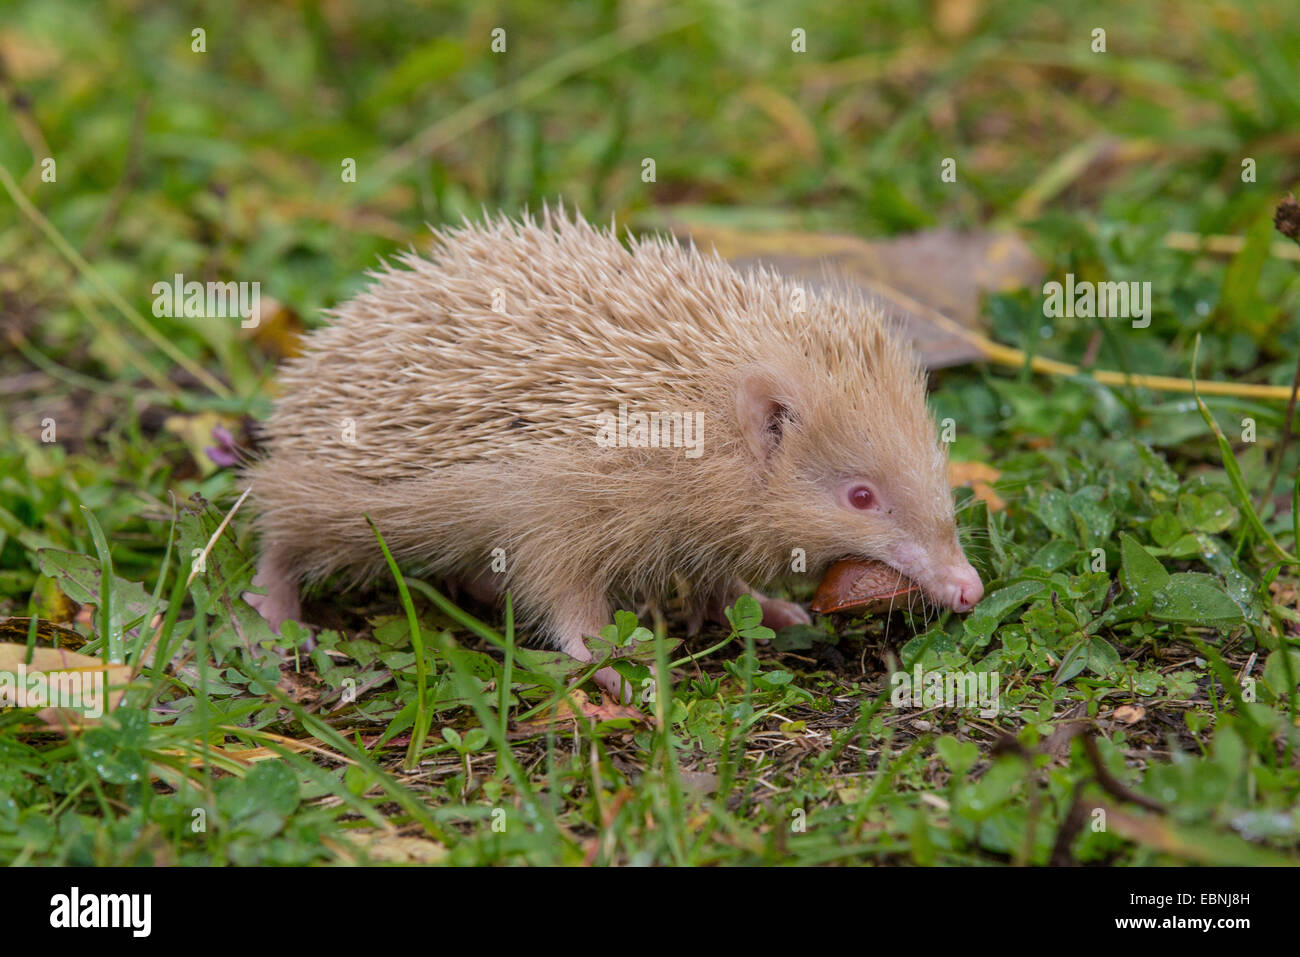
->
[[244, 207, 983, 698]]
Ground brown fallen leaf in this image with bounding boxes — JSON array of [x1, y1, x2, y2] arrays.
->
[[948, 460, 1006, 512], [0, 641, 131, 729], [512, 687, 646, 734], [934, 0, 981, 37], [811, 559, 920, 615], [1112, 704, 1146, 726], [0, 616, 86, 650], [636, 210, 1293, 402], [647, 210, 1042, 369], [30, 576, 80, 624], [245, 295, 305, 361], [948, 460, 1000, 485], [343, 831, 447, 864], [677, 770, 720, 794]]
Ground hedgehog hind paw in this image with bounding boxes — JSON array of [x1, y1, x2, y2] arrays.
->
[[245, 553, 303, 635], [444, 569, 503, 607], [593, 666, 635, 705]]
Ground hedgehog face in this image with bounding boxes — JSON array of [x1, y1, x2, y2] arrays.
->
[[736, 366, 983, 613], [828, 471, 982, 613]]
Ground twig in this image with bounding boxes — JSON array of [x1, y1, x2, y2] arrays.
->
[[186, 487, 252, 588], [997, 725, 1164, 865], [859, 275, 1300, 400]]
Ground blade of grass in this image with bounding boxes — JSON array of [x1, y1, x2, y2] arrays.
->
[[0, 162, 230, 397], [429, 628, 570, 855], [367, 5, 699, 193], [366, 516, 432, 770], [501, 592, 515, 747], [399, 576, 588, 719], [133, 501, 177, 667], [652, 614, 686, 864], [395, 578, 587, 854], [1191, 335, 1297, 563], [79, 505, 121, 663]]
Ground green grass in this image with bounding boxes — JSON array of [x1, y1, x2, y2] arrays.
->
[[1, 0, 1299, 865]]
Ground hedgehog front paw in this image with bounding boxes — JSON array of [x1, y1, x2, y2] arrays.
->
[[710, 578, 811, 631], [756, 595, 812, 630]]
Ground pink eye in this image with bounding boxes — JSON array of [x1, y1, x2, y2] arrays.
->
[[849, 486, 876, 510]]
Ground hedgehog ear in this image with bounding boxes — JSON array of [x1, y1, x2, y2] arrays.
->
[[736, 371, 798, 465]]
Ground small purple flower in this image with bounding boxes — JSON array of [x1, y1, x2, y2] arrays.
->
[[205, 424, 238, 467]]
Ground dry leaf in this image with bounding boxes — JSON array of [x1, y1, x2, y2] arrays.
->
[[934, 0, 981, 38], [246, 295, 305, 360], [948, 460, 1006, 512], [1113, 705, 1146, 725], [0, 616, 86, 650], [0, 642, 130, 729], [512, 687, 646, 734], [345, 831, 447, 864], [651, 211, 1041, 369], [948, 461, 1001, 485]]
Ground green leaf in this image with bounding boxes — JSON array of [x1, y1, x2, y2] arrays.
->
[[755, 670, 793, 689], [977, 580, 1048, 621], [1033, 488, 1074, 539], [1069, 487, 1114, 548], [726, 594, 763, 631], [610, 659, 652, 686], [242, 761, 300, 824], [1150, 573, 1245, 626], [612, 610, 639, 644], [1261, 649, 1300, 702], [1028, 538, 1077, 573], [935, 736, 978, 778], [1054, 641, 1089, 685], [511, 647, 586, 679], [1085, 637, 1121, 676], [36, 548, 165, 661], [1119, 533, 1169, 602], [1176, 491, 1238, 534], [1149, 512, 1182, 547], [1217, 211, 1275, 334]]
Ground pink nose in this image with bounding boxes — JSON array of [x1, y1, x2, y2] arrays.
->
[[950, 564, 984, 612]]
